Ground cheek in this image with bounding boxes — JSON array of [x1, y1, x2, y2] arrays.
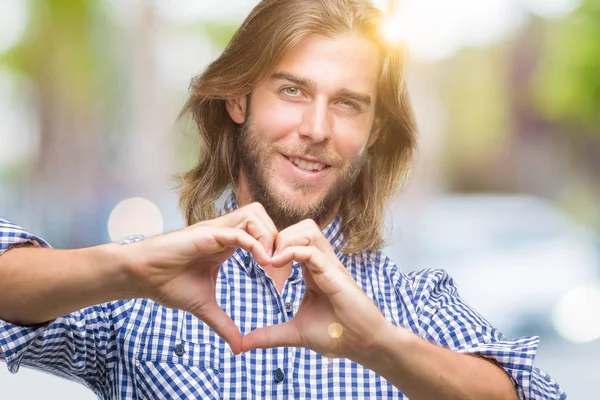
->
[[331, 112, 375, 160], [334, 129, 370, 161], [252, 101, 302, 141]]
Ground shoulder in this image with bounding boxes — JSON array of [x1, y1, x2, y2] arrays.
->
[[348, 250, 451, 289], [348, 251, 457, 308]]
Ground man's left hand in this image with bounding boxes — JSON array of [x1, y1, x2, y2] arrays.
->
[[241, 219, 392, 363]]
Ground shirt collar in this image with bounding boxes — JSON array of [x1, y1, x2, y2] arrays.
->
[[219, 191, 346, 275]]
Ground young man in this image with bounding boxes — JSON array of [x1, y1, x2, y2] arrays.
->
[[0, 1, 566, 399]]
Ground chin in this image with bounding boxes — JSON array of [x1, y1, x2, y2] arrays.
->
[[280, 188, 325, 206]]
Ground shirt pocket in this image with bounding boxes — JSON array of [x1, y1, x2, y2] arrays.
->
[[134, 334, 220, 400]]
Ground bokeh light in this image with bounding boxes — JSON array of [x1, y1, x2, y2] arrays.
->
[[327, 323, 344, 339], [0, 0, 28, 53], [107, 197, 164, 242], [553, 284, 600, 343]]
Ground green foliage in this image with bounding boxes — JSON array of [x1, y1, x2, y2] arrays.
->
[[533, 0, 600, 135], [439, 44, 512, 164], [201, 21, 239, 50], [0, 0, 112, 106]]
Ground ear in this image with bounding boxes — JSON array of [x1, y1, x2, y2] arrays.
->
[[226, 97, 248, 124], [367, 117, 381, 148]]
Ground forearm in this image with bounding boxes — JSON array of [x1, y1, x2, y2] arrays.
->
[[0, 244, 137, 325], [358, 324, 519, 400]]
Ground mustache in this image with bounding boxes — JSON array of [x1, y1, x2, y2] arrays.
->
[[276, 145, 344, 167], [238, 120, 345, 167]]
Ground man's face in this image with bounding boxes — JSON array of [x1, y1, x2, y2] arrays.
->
[[228, 34, 380, 229]]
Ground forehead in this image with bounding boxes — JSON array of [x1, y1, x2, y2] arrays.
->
[[270, 34, 380, 95]]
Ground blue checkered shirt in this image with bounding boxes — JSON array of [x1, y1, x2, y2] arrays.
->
[[0, 196, 566, 399]]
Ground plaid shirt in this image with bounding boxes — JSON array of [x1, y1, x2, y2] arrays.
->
[[0, 196, 566, 399]]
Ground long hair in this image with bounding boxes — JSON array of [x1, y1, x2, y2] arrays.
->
[[178, 0, 417, 253]]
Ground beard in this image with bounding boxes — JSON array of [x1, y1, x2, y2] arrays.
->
[[235, 118, 367, 230]]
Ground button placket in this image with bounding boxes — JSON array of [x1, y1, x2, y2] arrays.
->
[[280, 263, 303, 318], [273, 368, 285, 383], [174, 343, 185, 357]]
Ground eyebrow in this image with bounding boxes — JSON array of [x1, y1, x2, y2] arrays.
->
[[270, 72, 372, 107]]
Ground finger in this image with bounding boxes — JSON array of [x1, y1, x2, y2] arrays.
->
[[271, 246, 350, 295], [274, 219, 331, 257], [273, 227, 311, 258], [244, 203, 278, 256], [241, 321, 300, 352], [212, 228, 271, 265], [218, 203, 278, 256], [243, 217, 277, 258], [192, 301, 243, 355], [269, 245, 325, 273]]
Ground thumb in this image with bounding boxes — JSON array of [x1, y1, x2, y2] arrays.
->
[[242, 321, 300, 352], [193, 301, 242, 355]]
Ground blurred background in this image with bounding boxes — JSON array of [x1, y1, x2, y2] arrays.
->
[[1, 0, 599, 398]]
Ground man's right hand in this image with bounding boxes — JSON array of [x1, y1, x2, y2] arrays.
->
[[125, 202, 277, 354]]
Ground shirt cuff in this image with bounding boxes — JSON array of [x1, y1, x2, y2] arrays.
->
[[0, 221, 51, 255], [456, 335, 566, 399]]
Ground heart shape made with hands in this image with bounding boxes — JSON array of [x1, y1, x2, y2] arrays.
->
[[209, 208, 389, 362], [151, 203, 390, 361]]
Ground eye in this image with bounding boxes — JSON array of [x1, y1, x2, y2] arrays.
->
[[282, 87, 301, 96], [339, 99, 359, 110]]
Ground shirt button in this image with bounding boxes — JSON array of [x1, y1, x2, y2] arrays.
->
[[284, 302, 293, 314], [273, 368, 285, 383], [174, 343, 185, 357]]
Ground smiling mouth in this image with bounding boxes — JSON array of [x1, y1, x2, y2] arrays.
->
[[286, 156, 329, 172]]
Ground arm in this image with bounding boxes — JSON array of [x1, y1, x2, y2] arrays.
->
[[0, 203, 276, 353], [0, 218, 134, 392], [357, 324, 518, 400], [393, 269, 566, 400], [359, 270, 566, 399], [242, 220, 566, 400], [0, 243, 134, 326]]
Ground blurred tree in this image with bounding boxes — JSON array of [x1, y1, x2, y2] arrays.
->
[[436, 43, 515, 193], [173, 20, 240, 171], [532, 0, 600, 140], [531, 1, 600, 227], [0, 0, 117, 247], [201, 21, 239, 50], [0, 0, 258, 245]]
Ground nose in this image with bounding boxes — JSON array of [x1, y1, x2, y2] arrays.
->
[[298, 98, 332, 143]]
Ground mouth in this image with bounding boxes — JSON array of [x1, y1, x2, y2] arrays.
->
[[285, 155, 330, 173]]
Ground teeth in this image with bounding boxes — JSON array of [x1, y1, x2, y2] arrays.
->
[[290, 157, 326, 172]]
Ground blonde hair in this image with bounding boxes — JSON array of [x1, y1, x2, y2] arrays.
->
[[179, 0, 417, 253]]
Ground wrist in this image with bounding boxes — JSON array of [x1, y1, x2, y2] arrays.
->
[[351, 320, 416, 374], [97, 242, 146, 300]]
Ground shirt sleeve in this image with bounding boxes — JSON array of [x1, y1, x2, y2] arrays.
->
[[0, 218, 51, 254], [0, 301, 136, 395], [405, 268, 567, 400], [0, 217, 137, 396]]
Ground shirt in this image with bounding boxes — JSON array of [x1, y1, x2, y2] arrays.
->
[[0, 196, 567, 399]]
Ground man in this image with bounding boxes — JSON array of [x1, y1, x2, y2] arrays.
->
[[0, 0, 566, 399]]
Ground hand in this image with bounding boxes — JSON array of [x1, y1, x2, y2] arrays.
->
[[126, 202, 277, 354], [241, 219, 391, 363]]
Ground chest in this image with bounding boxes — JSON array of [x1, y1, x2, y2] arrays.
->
[[120, 261, 411, 399]]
